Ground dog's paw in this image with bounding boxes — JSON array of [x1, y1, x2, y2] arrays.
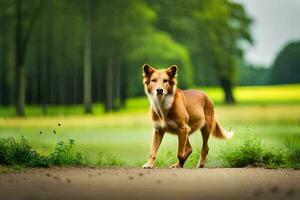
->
[[197, 163, 205, 168], [169, 163, 183, 168], [143, 163, 154, 169]]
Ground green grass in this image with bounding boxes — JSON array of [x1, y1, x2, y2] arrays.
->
[[285, 140, 300, 169], [0, 104, 299, 168], [0, 136, 125, 168], [199, 84, 300, 105], [1, 84, 300, 117], [221, 136, 285, 168], [0, 84, 300, 168]]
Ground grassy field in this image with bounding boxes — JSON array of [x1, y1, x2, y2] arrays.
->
[[0, 84, 300, 168]]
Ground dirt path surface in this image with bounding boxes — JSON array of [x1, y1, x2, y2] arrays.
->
[[0, 168, 299, 200]]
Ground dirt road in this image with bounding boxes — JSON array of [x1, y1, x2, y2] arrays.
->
[[0, 168, 299, 200]]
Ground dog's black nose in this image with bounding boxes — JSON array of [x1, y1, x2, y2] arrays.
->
[[156, 88, 163, 94]]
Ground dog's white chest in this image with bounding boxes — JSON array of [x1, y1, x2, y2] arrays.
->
[[148, 94, 174, 120]]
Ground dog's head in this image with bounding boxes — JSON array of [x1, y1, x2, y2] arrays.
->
[[142, 64, 177, 96]]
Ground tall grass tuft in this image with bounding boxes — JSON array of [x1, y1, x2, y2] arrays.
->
[[285, 140, 300, 169], [50, 139, 87, 166], [0, 136, 50, 167], [0, 137, 87, 167], [0, 136, 127, 168], [221, 137, 285, 168], [155, 149, 177, 167], [96, 152, 125, 167]]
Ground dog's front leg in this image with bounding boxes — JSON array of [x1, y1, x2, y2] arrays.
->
[[170, 124, 190, 168], [143, 129, 165, 169]]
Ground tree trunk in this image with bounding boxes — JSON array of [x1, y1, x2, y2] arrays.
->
[[41, 14, 48, 115], [83, 0, 93, 113], [220, 78, 235, 104], [15, 62, 26, 116], [15, 0, 25, 116], [119, 64, 127, 108], [113, 58, 121, 110], [0, 11, 9, 106], [105, 55, 113, 112], [15, 0, 43, 116]]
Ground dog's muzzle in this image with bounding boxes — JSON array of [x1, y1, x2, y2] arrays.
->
[[156, 88, 163, 95]]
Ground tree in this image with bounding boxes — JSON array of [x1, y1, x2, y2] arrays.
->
[[92, 0, 158, 112], [197, 0, 252, 104], [0, 0, 253, 114], [83, 0, 93, 113], [126, 31, 193, 96], [271, 41, 300, 84], [147, 0, 252, 104], [15, 0, 43, 116]]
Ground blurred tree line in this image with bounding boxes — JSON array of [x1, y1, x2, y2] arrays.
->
[[239, 40, 300, 86], [0, 0, 253, 116], [271, 41, 300, 84]]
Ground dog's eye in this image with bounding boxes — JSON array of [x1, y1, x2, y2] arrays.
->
[[151, 79, 157, 82], [163, 79, 168, 83]]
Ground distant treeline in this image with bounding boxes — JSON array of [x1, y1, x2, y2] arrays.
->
[[8, 0, 300, 116], [240, 41, 300, 86]]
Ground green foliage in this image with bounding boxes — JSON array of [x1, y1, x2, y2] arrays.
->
[[150, 0, 252, 87], [50, 139, 87, 166], [271, 41, 300, 84], [0, 136, 50, 167], [285, 140, 300, 169], [222, 137, 264, 167], [0, 136, 127, 168], [96, 152, 125, 167], [238, 63, 271, 86], [221, 137, 288, 168], [127, 31, 193, 95], [0, 0, 253, 110], [155, 149, 177, 167], [261, 149, 285, 168]]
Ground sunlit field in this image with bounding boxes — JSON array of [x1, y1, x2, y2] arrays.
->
[[0, 84, 300, 167]]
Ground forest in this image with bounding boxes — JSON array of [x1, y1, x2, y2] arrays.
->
[[0, 0, 299, 116], [0, 0, 253, 116]]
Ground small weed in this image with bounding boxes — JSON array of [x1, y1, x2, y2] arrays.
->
[[50, 139, 87, 166], [96, 152, 125, 167], [155, 149, 176, 167]]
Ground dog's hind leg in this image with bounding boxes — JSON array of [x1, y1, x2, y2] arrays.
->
[[197, 124, 210, 168]]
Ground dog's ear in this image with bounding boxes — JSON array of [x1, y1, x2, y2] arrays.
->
[[166, 65, 178, 78], [142, 64, 155, 77]]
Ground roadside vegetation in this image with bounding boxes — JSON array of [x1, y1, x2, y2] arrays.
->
[[221, 137, 300, 169], [0, 136, 299, 169], [0, 85, 299, 170], [0, 137, 125, 168]]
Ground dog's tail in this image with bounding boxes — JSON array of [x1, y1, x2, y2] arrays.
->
[[204, 95, 233, 139], [211, 117, 234, 139]]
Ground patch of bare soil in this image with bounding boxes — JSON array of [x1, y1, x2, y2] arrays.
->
[[0, 168, 299, 200]]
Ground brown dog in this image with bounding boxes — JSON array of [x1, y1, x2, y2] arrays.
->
[[142, 64, 233, 169]]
